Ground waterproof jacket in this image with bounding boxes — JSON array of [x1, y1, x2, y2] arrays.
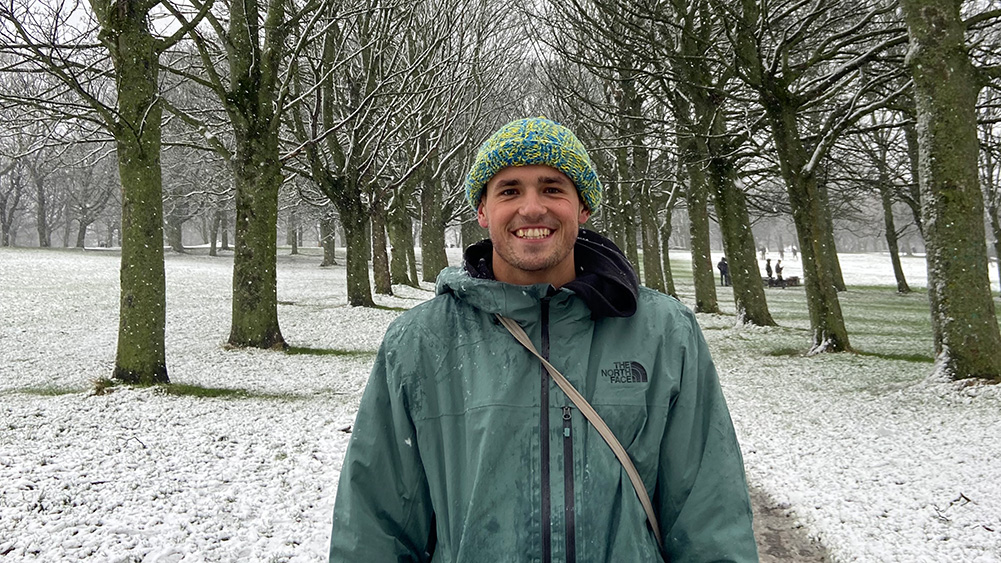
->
[[329, 232, 758, 563]]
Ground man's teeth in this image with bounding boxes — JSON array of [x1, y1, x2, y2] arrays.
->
[[516, 228, 551, 239]]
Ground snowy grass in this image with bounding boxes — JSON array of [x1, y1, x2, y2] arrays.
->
[[1, 246, 1000, 562]]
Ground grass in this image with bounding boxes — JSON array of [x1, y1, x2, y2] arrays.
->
[[85, 377, 314, 401], [285, 346, 375, 358], [152, 383, 299, 401]]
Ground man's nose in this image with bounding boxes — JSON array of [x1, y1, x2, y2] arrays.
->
[[518, 190, 546, 216]]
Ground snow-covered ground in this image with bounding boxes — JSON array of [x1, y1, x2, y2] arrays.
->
[[1, 246, 999, 562]]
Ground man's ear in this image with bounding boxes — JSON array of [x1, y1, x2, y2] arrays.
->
[[477, 201, 489, 228], [578, 204, 591, 225]]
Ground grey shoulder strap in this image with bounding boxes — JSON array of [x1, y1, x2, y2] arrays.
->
[[495, 314, 664, 551]]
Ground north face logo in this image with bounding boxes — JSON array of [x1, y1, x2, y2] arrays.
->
[[601, 361, 648, 383]]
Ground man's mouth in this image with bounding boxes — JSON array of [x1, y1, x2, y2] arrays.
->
[[515, 228, 552, 239]]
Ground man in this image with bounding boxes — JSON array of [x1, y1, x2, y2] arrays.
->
[[717, 256, 731, 287], [329, 117, 758, 562]]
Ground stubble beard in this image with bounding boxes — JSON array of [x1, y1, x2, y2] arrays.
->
[[495, 226, 579, 274]]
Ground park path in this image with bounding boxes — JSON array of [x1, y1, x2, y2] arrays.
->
[[751, 485, 832, 562]]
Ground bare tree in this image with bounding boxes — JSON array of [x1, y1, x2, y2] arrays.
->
[[900, 0, 1001, 380], [718, 0, 911, 352], [164, 0, 327, 348], [2, 0, 212, 383]]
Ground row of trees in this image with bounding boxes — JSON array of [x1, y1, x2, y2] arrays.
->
[[2, 0, 1000, 383]]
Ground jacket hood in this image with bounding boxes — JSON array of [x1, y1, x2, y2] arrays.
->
[[438, 228, 639, 319]]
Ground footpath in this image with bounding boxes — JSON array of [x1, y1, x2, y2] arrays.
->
[[751, 485, 832, 562]]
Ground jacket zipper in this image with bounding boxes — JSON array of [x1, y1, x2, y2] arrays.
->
[[540, 298, 551, 563], [563, 405, 576, 562]]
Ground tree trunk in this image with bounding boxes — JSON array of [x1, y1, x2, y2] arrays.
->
[[817, 181, 846, 291], [989, 199, 1001, 294], [341, 200, 375, 307], [75, 220, 89, 248], [710, 155, 775, 326], [879, 181, 910, 294], [680, 137, 719, 313], [221, 211, 230, 250], [320, 215, 337, 267], [226, 0, 286, 350], [901, 0, 1001, 380], [638, 185, 665, 292], [209, 209, 220, 257], [404, 217, 419, 286], [371, 192, 392, 295], [165, 212, 183, 252], [460, 207, 488, 249], [764, 97, 851, 352], [601, 179, 625, 252], [101, 0, 168, 384], [287, 210, 298, 255], [902, 112, 925, 238], [388, 198, 416, 286], [420, 176, 448, 282], [660, 213, 677, 297], [31, 172, 50, 247]]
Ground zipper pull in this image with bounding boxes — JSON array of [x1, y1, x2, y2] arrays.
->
[[562, 405, 572, 421]]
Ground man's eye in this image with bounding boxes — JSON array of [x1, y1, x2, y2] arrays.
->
[[499, 188, 518, 196]]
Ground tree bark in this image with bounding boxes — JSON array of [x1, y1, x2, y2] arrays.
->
[[320, 215, 337, 267], [340, 198, 375, 307], [209, 209, 220, 256], [388, 197, 416, 286], [75, 220, 90, 248], [287, 211, 298, 255], [990, 204, 1001, 294], [878, 178, 910, 293], [817, 181, 846, 292], [901, 0, 1001, 380], [226, 0, 286, 349], [30, 167, 50, 247], [419, 175, 449, 283], [764, 97, 851, 352], [660, 211, 677, 297], [710, 155, 775, 326], [680, 135, 719, 313], [371, 191, 392, 295], [638, 184, 665, 291], [93, 0, 168, 384]]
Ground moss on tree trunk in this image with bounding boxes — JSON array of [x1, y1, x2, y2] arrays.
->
[[901, 0, 1001, 380], [104, 1, 168, 384]]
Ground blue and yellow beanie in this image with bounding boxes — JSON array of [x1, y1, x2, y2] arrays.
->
[[464, 117, 602, 211]]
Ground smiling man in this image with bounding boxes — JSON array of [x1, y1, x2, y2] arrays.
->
[[329, 117, 758, 562]]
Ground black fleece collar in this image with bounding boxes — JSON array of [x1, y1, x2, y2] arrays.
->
[[462, 229, 639, 319]]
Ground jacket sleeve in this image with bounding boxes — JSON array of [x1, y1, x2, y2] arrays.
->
[[656, 312, 759, 563], [329, 341, 434, 562]]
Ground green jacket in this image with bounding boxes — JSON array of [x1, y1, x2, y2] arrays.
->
[[330, 237, 757, 562]]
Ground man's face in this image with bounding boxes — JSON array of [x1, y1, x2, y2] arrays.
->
[[477, 165, 591, 287]]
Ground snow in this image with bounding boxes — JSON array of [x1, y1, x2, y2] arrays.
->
[[2, 246, 1000, 562]]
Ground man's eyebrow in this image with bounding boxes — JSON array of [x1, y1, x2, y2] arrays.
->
[[494, 177, 522, 187]]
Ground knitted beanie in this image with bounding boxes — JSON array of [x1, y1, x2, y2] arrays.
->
[[464, 117, 602, 211]]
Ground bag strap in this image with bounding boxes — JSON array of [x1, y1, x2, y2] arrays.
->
[[495, 314, 664, 551]]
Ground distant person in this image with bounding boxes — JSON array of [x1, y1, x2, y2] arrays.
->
[[779, 247, 785, 260], [759, 245, 766, 260], [791, 246, 798, 259], [775, 260, 784, 287], [765, 258, 773, 280], [328, 117, 758, 562], [717, 256, 731, 286]]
